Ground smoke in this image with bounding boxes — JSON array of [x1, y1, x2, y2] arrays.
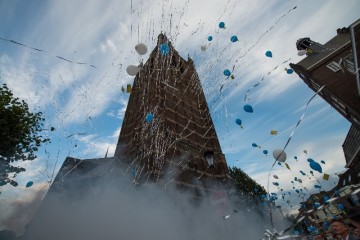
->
[[16, 163, 288, 240], [0, 188, 44, 236]]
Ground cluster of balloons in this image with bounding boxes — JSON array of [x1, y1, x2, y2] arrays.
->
[[126, 43, 148, 76]]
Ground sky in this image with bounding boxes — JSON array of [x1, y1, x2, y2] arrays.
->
[[0, 0, 360, 234]]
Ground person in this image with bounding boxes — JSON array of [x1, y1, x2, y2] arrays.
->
[[330, 219, 360, 240]]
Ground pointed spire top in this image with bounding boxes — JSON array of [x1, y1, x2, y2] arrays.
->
[[157, 33, 168, 46]]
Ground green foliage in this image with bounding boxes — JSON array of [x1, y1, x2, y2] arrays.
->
[[0, 84, 52, 187], [228, 166, 267, 198]]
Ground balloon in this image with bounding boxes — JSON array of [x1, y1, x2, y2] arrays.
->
[[286, 68, 294, 74], [303, 150, 308, 154], [314, 184, 321, 189], [277, 162, 281, 166], [320, 160, 325, 164], [230, 35, 238, 42], [310, 170, 314, 175], [201, 46, 207, 51], [252, 143, 258, 147], [219, 22, 225, 29], [235, 119, 242, 126], [298, 50, 307, 56], [310, 161, 322, 173], [298, 179, 302, 183], [294, 156, 297, 160], [208, 36, 213, 41], [263, 150, 268, 155], [126, 65, 140, 76], [145, 113, 154, 123], [265, 50, 272, 58], [337, 203, 344, 210], [273, 182, 279, 186], [307, 158, 314, 162], [243, 104, 253, 113], [159, 43, 170, 55], [135, 43, 147, 55], [223, 69, 231, 76], [314, 202, 320, 208], [273, 175, 278, 179], [273, 149, 287, 162], [295, 189, 300, 193], [26, 181, 33, 188]]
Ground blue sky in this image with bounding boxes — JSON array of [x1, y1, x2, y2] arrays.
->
[[1, 0, 360, 230]]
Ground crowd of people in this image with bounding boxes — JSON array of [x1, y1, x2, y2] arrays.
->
[[298, 207, 360, 240]]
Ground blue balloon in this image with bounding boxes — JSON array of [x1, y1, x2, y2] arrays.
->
[[320, 160, 325, 164], [219, 22, 225, 29], [310, 170, 314, 175], [235, 118, 242, 125], [230, 35, 238, 42], [263, 150, 268, 155], [277, 162, 281, 166], [295, 189, 300, 193], [273, 182, 279, 186], [26, 181, 33, 188], [145, 113, 154, 122], [307, 158, 314, 162], [338, 203, 345, 210], [243, 104, 253, 113], [287, 68, 294, 74], [159, 43, 170, 55], [314, 184, 322, 189], [223, 69, 231, 76], [314, 202, 320, 208], [310, 161, 322, 173], [208, 36, 213, 41], [265, 50, 272, 58], [252, 143, 258, 147], [294, 156, 297, 160]]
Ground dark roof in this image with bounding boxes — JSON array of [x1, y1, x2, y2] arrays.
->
[[297, 33, 351, 70], [52, 156, 119, 183]]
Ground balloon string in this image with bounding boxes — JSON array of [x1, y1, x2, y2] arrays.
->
[[0, 37, 96, 68], [244, 58, 291, 103], [281, 85, 325, 151], [266, 85, 324, 230]]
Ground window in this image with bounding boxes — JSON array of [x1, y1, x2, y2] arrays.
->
[[326, 61, 341, 72], [343, 178, 346, 186], [348, 174, 352, 183], [309, 79, 323, 95], [330, 94, 347, 115], [342, 54, 355, 74]]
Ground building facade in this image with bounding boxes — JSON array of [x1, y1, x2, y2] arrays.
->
[[290, 18, 360, 182], [115, 34, 229, 186]]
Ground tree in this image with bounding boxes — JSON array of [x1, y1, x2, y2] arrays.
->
[[228, 166, 267, 198], [0, 84, 53, 187]]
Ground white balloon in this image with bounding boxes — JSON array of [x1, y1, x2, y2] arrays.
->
[[273, 149, 287, 162], [135, 43, 148, 55], [201, 46, 206, 52], [126, 65, 140, 76], [297, 50, 307, 56]]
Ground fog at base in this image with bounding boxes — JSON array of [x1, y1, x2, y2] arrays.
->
[[22, 170, 287, 240]]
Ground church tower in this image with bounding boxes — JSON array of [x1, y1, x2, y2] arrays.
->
[[115, 34, 229, 186]]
